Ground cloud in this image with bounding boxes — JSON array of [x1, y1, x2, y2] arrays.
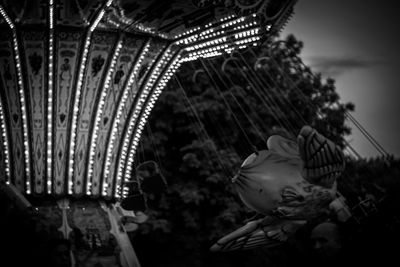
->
[[306, 56, 382, 77]]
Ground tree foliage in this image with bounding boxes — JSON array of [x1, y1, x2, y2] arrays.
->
[[132, 34, 355, 267]]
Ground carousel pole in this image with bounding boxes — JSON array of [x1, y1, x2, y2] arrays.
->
[[100, 201, 141, 267]]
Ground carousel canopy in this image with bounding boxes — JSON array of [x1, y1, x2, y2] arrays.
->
[[0, 0, 296, 199]]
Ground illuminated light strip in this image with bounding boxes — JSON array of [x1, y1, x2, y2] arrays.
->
[[219, 14, 237, 22], [199, 28, 215, 37], [234, 36, 261, 45], [174, 13, 257, 46], [177, 21, 260, 58], [0, 5, 13, 183], [176, 28, 227, 46], [173, 13, 241, 40], [233, 21, 258, 30], [121, 54, 182, 195], [185, 24, 259, 53], [174, 14, 237, 44], [111, 49, 174, 198], [123, 55, 182, 194], [181, 38, 258, 62], [221, 16, 246, 28], [187, 44, 229, 56], [86, 38, 123, 195], [0, 5, 15, 29], [0, 101, 11, 181], [67, 34, 91, 194], [186, 32, 260, 56], [68, 0, 113, 194], [1, 6, 32, 193], [47, 0, 55, 194], [185, 36, 227, 51], [233, 28, 260, 39], [174, 26, 202, 39], [90, 0, 113, 32], [113, 48, 174, 198], [49, 0, 54, 29], [107, 18, 121, 28], [181, 28, 261, 62], [202, 51, 222, 58], [101, 41, 150, 197], [14, 33, 31, 194], [182, 43, 242, 61]]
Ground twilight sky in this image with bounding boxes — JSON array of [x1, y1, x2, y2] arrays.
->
[[281, 0, 400, 158]]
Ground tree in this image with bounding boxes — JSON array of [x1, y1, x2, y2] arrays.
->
[[131, 34, 355, 267]]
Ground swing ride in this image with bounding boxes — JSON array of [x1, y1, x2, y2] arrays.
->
[[0, 0, 296, 197], [0, 0, 299, 266], [211, 125, 346, 251], [0, 0, 394, 266]]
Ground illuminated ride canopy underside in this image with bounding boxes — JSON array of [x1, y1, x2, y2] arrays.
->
[[0, 0, 296, 200]]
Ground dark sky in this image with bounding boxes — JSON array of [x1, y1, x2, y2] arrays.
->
[[281, 0, 400, 158]]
